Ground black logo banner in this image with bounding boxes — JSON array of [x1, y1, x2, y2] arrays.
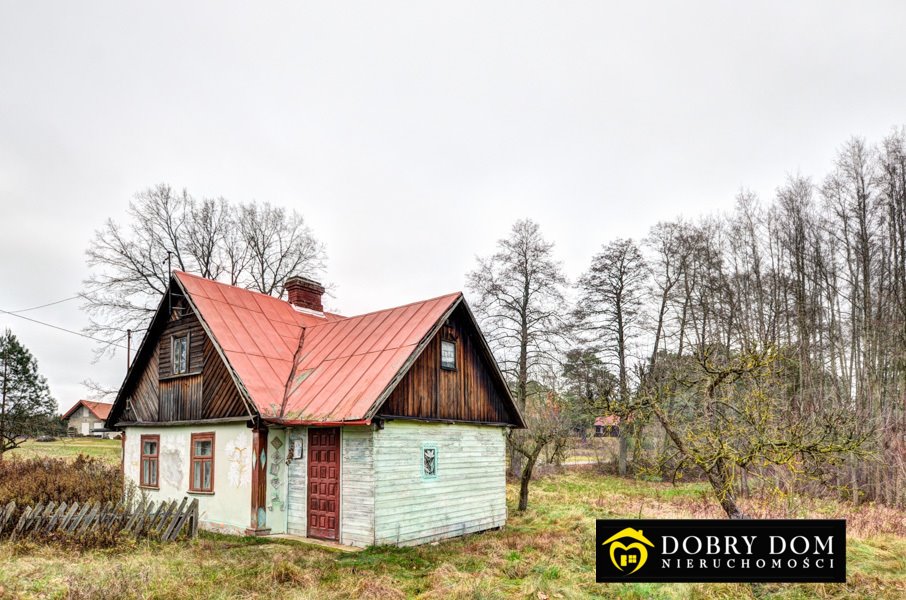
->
[[596, 519, 845, 583]]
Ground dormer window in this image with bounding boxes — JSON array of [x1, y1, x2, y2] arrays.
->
[[172, 334, 189, 374], [440, 340, 456, 370]]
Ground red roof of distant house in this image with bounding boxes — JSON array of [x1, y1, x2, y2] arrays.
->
[[62, 399, 113, 421], [173, 271, 473, 425], [594, 415, 620, 427]]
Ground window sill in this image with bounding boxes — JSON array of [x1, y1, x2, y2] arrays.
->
[[187, 490, 215, 496], [159, 371, 202, 381], [138, 485, 159, 491]]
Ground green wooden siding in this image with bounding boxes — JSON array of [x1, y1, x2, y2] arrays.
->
[[285, 428, 308, 536], [340, 427, 375, 547], [372, 421, 506, 546]]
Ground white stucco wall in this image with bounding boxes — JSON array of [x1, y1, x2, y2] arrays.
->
[[373, 421, 507, 546], [123, 423, 253, 534]]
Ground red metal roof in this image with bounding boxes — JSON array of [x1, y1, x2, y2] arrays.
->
[[174, 271, 462, 424], [62, 399, 113, 421]]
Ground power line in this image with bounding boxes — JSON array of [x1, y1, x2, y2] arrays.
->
[[0, 308, 127, 349], [9, 294, 84, 313]]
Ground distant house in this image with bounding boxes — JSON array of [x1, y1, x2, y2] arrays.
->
[[594, 415, 620, 437], [105, 272, 524, 546], [62, 400, 113, 437]]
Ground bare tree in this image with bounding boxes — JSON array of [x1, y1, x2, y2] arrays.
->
[[632, 131, 902, 509], [644, 221, 689, 367], [185, 197, 231, 281], [509, 373, 576, 511], [576, 238, 648, 475], [83, 184, 326, 352], [239, 202, 326, 296], [467, 219, 568, 476]]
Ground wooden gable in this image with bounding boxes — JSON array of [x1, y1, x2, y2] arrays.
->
[[377, 303, 520, 426], [113, 285, 250, 425]]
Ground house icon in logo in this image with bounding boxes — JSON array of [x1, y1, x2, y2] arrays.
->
[[602, 527, 655, 575]]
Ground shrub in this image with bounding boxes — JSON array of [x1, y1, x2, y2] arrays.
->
[[0, 455, 122, 509]]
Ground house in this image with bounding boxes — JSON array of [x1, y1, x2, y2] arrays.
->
[[105, 271, 524, 547], [62, 400, 113, 437], [594, 415, 620, 437]]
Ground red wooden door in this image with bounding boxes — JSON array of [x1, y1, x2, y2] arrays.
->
[[307, 427, 340, 540]]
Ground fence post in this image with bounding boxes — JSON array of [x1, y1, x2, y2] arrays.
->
[[0, 501, 15, 536]]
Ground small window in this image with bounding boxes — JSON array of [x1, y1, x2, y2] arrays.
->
[[140, 435, 159, 488], [440, 340, 456, 370], [422, 444, 438, 479], [190, 432, 215, 493], [172, 334, 189, 374]]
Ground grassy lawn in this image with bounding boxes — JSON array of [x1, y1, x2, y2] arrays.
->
[[0, 469, 903, 599], [7, 437, 121, 465]]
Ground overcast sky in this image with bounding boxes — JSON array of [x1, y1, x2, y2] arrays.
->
[[2, 1, 906, 411]]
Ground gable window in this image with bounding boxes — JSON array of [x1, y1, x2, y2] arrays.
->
[[190, 432, 215, 493], [172, 334, 189, 374], [440, 340, 456, 370], [422, 444, 438, 479], [140, 435, 159, 488]]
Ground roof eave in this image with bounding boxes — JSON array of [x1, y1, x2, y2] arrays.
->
[[104, 287, 173, 428], [457, 297, 527, 429], [361, 293, 526, 429], [263, 418, 372, 427]]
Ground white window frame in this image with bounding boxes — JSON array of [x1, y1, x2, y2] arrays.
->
[[172, 333, 189, 375], [440, 340, 456, 370]]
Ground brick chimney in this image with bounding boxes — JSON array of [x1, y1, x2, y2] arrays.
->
[[284, 276, 325, 312]]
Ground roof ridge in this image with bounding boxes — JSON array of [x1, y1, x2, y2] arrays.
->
[[320, 291, 462, 324], [173, 270, 295, 305], [63, 398, 113, 420], [175, 271, 459, 325], [174, 270, 343, 320]]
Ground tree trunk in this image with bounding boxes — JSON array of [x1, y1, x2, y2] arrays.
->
[[618, 432, 628, 476], [0, 344, 7, 458], [715, 487, 746, 520], [518, 451, 539, 511], [706, 459, 747, 519], [508, 443, 523, 479]]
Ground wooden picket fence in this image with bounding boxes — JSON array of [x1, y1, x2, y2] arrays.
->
[[0, 497, 199, 542]]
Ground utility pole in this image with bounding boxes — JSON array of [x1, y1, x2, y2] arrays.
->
[[1, 340, 7, 458], [165, 250, 173, 314]]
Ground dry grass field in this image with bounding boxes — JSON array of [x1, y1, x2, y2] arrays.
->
[[7, 438, 121, 465], [0, 444, 903, 599]]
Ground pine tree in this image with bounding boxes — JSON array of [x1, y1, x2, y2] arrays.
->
[[0, 329, 56, 455]]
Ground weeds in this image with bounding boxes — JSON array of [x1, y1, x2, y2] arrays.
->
[[0, 455, 122, 509]]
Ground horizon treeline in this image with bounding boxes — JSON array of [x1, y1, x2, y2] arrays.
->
[[469, 128, 906, 506]]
